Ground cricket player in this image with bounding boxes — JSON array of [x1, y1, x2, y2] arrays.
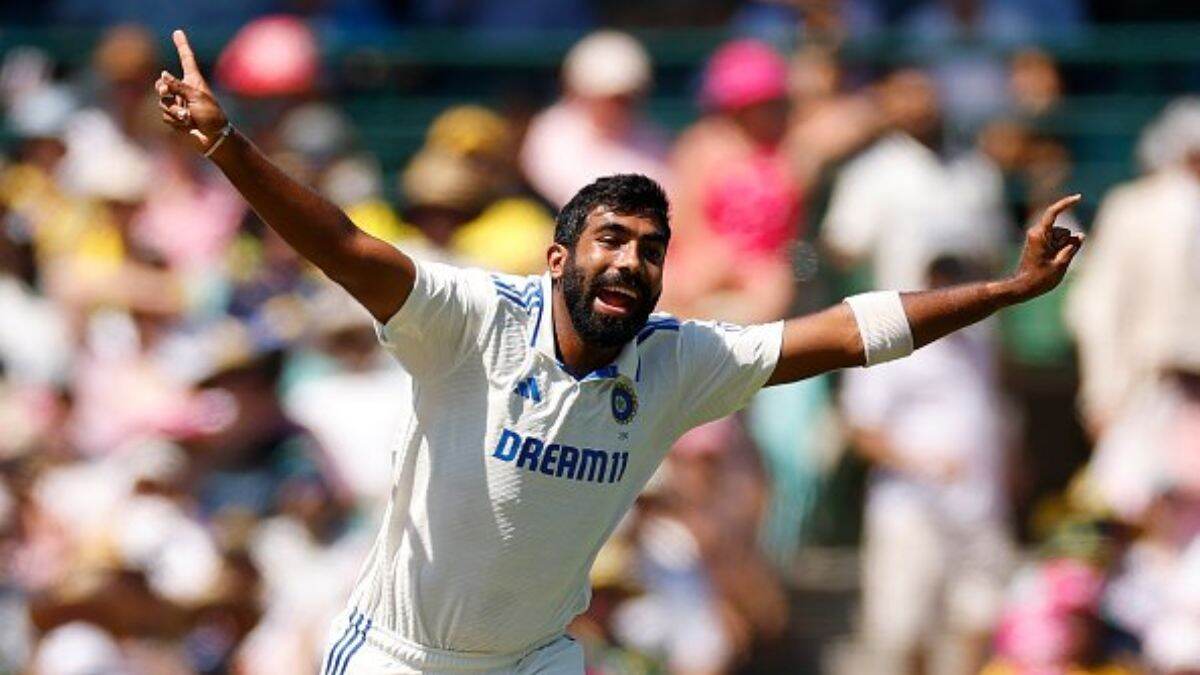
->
[[156, 29, 1084, 675]]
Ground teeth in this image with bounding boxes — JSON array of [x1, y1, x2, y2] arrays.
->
[[604, 287, 637, 299]]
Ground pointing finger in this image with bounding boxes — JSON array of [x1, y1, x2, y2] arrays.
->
[[172, 29, 204, 84], [1037, 194, 1082, 234]]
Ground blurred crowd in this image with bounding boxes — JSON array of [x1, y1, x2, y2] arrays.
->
[[1, 2, 1200, 674]]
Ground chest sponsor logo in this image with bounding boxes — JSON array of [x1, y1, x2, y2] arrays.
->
[[491, 428, 630, 484]]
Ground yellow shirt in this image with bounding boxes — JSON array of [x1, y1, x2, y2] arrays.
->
[[450, 197, 553, 275], [356, 196, 554, 276]]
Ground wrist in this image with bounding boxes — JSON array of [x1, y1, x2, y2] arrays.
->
[[987, 276, 1028, 307], [203, 122, 234, 160]]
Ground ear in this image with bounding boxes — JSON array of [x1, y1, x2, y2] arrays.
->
[[547, 242, 568, 280]]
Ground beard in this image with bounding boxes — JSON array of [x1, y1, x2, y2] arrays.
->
[[560, 254, 657, 348]]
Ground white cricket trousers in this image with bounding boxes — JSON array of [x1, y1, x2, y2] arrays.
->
[[320, 609, 585, 675]]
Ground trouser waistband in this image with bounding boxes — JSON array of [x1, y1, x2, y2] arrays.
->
[[330, 608, 561, 672]]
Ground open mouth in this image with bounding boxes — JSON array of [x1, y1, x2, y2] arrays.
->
[[593, 286, 639, 317]]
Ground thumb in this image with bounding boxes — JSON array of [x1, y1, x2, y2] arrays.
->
[[1052, 243, 1079, 267]]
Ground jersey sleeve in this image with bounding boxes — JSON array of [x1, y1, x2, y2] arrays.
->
[[374, 260, 494, 376], [673, 320, 784, 430]]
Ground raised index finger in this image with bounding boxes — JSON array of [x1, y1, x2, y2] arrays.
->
[[172, 29, 204, 84], [1037, 193, 1082, 234]]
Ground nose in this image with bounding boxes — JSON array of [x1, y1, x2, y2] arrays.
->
[[612, 241, 643, 276]]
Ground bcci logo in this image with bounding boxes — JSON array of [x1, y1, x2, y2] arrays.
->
[[611, 378, 638, 425]]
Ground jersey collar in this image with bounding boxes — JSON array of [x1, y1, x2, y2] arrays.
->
[[533, 272, 640, 382]]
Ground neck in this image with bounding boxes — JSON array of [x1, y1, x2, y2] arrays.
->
[[551, 289, 622, 378]]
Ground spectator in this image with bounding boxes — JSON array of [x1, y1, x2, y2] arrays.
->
[[1067, 99, 1200, 439], [664, 39, 799, 324], [785, 45, 885, 191], [399, 142, 554, 274], [902, 0, 1037, 133], [732, 0, 885, 47], [215, 16, 319, 100], [284, 289, 405, 506], [179, 325, 343, 522], [418, 105, 555, 274], [841, 257, 1016, 675], [821, 68, 1009, 292], [983, 557, 1135, 675], [520, 30, 672, 208]]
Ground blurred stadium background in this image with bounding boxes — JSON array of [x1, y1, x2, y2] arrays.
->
[[2, 1, 1200, 673]]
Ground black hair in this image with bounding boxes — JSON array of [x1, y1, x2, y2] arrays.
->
[[554, 174, 670, 249]]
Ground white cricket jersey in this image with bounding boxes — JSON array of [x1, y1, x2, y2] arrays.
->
[[345, 260, 782, 657]]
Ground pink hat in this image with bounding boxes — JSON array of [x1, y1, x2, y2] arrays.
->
[[702, 40, 789, 111], [216, 16, 318, 97]]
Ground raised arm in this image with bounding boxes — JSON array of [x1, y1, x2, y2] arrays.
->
[[154, 29, 413, 323], [767, 195, 1084, 385]]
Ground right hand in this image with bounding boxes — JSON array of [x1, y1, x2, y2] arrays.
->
[[155, 29, 229, 153], [1008, 194, 1085, 301]]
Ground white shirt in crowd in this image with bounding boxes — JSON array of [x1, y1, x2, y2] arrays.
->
[[840, 325, 1008, 529], [345, 260, 782, 656], [822, 133, 1009, 291], [1067, 167, 1200, 425], [519, 101, 672, 208], [286, 366, 410, 504]]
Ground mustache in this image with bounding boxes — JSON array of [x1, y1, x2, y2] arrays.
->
[[588, 268, 651, 302]]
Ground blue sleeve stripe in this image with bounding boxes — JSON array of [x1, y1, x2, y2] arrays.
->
[[492, 276, 521, 294], [639, 317, 680, 332], [529, 295, 545, 346], [581, 364, 620, 381], [644, 316, 680, 327], [636, 323, 680, 344], [494, 286, 528, 308]]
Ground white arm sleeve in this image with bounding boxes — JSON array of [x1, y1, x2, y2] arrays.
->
[[375, 260, 494, 376], [844, 291, 913, 367], [674, 320, 784, 430]]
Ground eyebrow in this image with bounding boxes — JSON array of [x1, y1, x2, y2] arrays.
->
[[596, 220, 668, 245]]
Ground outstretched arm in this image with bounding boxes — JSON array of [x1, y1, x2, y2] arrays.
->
[[155, 29, 413, 323], [767, 195, 1084, 385]]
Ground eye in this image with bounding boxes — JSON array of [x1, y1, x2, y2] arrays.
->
[[643, 245, 665, 265]]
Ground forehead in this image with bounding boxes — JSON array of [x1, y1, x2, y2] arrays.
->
[[581, 206, 666, 239]]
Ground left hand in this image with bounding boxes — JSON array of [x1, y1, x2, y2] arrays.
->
[[154, 29, 229, 154], [1009, 194, 1085, 300]]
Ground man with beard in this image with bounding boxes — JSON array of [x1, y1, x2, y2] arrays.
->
[[155, 30, 1084, 675]]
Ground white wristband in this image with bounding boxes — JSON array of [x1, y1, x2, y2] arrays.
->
[[844, 291, 913, 367], [203, 123, 234, 158]]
